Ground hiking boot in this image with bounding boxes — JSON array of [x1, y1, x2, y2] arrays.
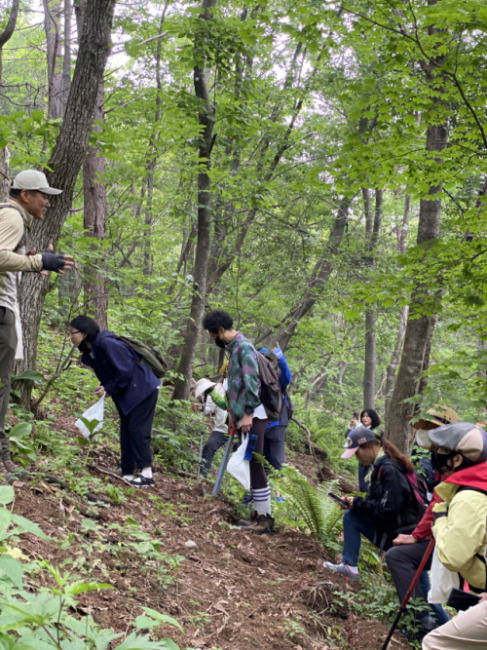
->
[[3, 459, 18, 473], [323, 561, 359, 581], [238, 511, 258, 527], [125, 475, 154, 488], [247, 514, 275, 535]]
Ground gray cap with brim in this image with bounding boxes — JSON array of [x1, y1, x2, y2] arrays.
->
[[428, 422, 487, 462], [341, 426, 378, 459], [12, 170, 62, 195]]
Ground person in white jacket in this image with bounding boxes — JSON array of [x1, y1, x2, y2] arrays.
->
[[193, 378, 228, 477]]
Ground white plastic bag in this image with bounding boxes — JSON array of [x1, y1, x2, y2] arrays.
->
[[227, 434, 251, 490], [428, 545, 460, 604], [75, 396, 105, 439]]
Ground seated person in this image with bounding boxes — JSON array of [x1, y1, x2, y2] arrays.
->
[[324, 427, 424, 581]]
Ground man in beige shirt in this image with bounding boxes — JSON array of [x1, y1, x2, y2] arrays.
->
[[0, 170, 74, 471]]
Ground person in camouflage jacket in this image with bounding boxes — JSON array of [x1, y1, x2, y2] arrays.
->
[[203, 310, 274, 534]]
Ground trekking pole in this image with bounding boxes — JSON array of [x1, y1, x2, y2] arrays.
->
[[381, 537, 435, 650], [212, 425, 236, 496], [196, 393, 208, 479]]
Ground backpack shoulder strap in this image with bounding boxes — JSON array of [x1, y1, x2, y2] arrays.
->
[[0, 203, 27, 248], [0, 203, 24, 220]]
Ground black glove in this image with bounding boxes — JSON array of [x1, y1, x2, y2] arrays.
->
[[41, 251, 66, 273]]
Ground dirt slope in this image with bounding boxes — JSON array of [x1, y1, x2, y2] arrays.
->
[[10, 424, 412, 650]]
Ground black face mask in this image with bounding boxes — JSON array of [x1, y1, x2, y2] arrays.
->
[[431, 449, 457, 474], [78, 339, 90, 354], [431, 449, 476, 474], [214, 337, 227, 349]]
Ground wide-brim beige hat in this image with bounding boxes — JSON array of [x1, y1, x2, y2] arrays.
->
[[194, 378, 217, 400], [413, 405, 459, 430]]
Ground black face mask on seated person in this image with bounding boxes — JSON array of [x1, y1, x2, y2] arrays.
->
[[214, 337, 227, 349], [431, 449, 476, 474]]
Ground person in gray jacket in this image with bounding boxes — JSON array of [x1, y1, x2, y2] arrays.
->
[[0, 170, 73, 471]]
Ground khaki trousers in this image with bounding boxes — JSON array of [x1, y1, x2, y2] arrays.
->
[[0, 306, 17, 453], [422, 599, 487, 649]]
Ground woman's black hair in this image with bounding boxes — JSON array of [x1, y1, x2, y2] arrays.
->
[[70, 315, 100, 343], [202, 310, 233, 334], [361, 409, 381, 430]]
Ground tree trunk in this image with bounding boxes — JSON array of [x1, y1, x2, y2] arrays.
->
[[15, 0, 116, 407], [82, 80, 108, 327], [384, 191, 411, 412], [362, 188, 382, 408], [74, 0, 108, 326], [143, 9, 167, 276], [43, 0, 64, 119], [385, 0, 448, 451], [62, 0, 72, 109], [386, 123, 448, 450], [171, 0, 217, 401]]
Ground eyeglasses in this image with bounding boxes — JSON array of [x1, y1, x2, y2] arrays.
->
[[69, 330, 81, 336]]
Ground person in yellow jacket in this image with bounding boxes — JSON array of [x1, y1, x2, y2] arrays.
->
[[422, 422, 487, 649]]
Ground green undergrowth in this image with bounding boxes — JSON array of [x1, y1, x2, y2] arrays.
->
[[0, 485, 183, 649]]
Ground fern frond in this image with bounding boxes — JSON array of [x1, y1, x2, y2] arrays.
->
[[272, 466, 340, 538]]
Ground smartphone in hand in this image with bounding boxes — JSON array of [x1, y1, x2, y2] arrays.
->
[[328, 492, 348, 508]]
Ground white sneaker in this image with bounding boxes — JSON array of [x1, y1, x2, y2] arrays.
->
[[323, 561, 359, 581], [124, 475, 155, 488]]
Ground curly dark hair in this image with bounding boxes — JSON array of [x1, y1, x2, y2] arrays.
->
[[70, 315, 100, 342], [202, 310, 233, 334], [361, 409, 381, 430]]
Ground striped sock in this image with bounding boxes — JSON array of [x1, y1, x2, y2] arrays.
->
[[252, 485, 271, 516]]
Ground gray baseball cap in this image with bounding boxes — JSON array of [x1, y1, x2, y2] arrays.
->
[[428, 422, 487, 462], [12, 170, 62, 195]]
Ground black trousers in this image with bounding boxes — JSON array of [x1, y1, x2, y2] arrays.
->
[[386, 539, 432, 602], [250, 417, 268, 490], [117, 389, 158, 475], [0, 307, 17, 450], [201, 429, 227, 476], [263, 424, 286, 471]]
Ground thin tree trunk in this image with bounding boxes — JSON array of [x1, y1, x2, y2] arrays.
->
[[143, 7, 168, 275], [384, 191, 411, 412], [82, 80, 108, 327], [171, 0, 217, 401], [386, 122, 448, 450], [43, 0, 64, 119], [362, 188, 382, 408], [62, 0, 72, 109], [385, 0, 448, 451]]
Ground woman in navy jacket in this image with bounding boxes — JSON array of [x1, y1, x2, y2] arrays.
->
[[69, 316, 160, 488]]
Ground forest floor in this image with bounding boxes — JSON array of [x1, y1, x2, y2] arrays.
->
[[9, 413, 414, 650]]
